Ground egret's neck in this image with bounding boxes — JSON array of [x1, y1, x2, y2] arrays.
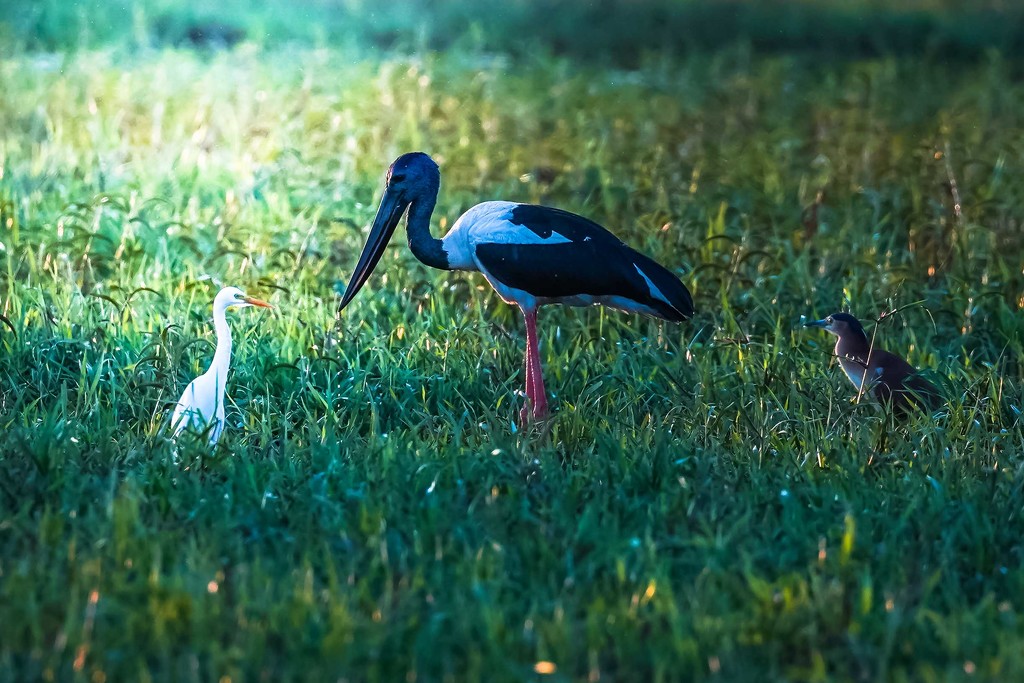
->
[[210, 306, 232, 387], [406, 186, 449, 270]]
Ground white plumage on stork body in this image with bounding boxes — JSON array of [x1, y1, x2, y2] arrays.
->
[[338, 152, 694, 422]]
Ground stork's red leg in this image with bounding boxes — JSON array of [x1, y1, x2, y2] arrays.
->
[[522, 327, 533, 411], [520, 306, 549, 422], [519, 307, 535, 423]]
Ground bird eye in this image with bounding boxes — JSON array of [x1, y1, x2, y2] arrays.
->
[[391, 173, 406, 183], [826, 317, 834, 324]]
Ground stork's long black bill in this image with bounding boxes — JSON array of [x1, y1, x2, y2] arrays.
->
[[338, 188, 409, 312], [804, 319, 827, 328]]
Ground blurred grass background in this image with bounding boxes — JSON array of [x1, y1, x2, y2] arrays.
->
[[2, 0, 1024, 681], [5, 0, 1024, 62]]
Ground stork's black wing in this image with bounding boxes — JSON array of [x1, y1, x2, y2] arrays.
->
[[474, 204, 694, 321]]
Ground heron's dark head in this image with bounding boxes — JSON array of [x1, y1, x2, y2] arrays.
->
[[804, 312, 866, 338]]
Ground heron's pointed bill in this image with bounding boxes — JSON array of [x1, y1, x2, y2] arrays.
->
[[242, 295, 273, 309], [804, 319, 828, 328], [338, 187, 409, 312]]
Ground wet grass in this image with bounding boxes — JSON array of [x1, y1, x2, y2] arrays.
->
[[2, 2, 1024, 681]]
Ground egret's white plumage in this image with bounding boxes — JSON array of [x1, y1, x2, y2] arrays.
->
[[169, 286, 272, 445]]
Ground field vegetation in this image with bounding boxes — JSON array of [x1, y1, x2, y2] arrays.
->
[[1, 1, 1023, 680]]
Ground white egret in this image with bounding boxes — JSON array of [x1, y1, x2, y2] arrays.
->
[[170, 286, 272, 445]]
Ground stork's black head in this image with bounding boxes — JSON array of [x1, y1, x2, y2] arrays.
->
[[386, 152, 440, 198], [338, 152, 441, 312], [804, 312, 867, 339]]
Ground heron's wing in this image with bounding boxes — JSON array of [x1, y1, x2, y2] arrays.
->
[[869, 351, 942, 413]]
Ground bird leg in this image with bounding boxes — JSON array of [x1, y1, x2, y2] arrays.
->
[[522, 331, 534, 415], [520, 306, 549, 422]]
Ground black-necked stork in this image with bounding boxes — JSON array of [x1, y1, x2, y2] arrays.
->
[[339, 152, 694, 421]]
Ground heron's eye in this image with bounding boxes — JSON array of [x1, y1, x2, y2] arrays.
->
[[826, 317, 834, 324], [391, 173, 406, 183]]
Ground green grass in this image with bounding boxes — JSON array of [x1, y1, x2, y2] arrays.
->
[[2, 1, 1024, 681]]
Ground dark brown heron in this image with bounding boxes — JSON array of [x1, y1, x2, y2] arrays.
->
[[804, 312, 942, 415]]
